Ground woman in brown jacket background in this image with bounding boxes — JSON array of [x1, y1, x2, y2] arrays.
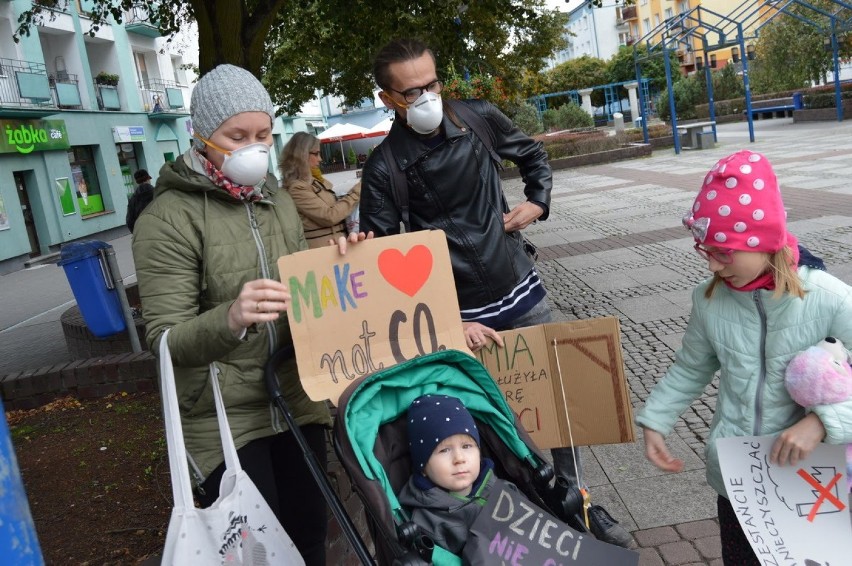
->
[[279, 132, 361, 248]]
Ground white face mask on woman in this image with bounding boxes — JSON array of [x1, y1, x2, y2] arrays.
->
[[217, 143, 270, 186], [196, 135, 271, 186], [405, 92, 444, 135]]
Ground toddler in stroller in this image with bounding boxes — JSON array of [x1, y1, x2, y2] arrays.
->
[[333, 349, 636, 565]]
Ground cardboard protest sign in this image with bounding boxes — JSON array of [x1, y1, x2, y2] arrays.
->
[[468, 484, 639, 565], [278, 231, 469, 405], [476, 318, 635, 449], [718, 435, 852, 564]]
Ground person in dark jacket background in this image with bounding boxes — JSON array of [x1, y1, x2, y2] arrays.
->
[[125, 169, 154, 232], [359, 38, 635, 549]]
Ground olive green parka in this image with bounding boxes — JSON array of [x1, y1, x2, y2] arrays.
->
[[132, 151, 331, 482]]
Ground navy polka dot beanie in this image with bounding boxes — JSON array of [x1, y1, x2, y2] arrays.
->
[[407, 394, 479, 473]]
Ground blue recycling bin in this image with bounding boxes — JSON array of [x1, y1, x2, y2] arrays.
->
[[58, 241, 126, 338], [0, 398, 44, 565]]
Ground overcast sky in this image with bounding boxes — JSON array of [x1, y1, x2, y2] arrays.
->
[[546, 0, 584, 13]]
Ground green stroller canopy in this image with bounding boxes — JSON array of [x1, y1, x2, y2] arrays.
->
[[341, 349, 541, 520]]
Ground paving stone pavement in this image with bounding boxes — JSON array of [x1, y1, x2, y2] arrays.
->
[[3, 117, 850, 565], [504, 117, 852, 565]]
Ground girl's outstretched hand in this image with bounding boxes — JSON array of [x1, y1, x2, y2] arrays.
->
[[643, 427, 685, 472], [331, 230, 375, 254], [770, 412, 826, 466]]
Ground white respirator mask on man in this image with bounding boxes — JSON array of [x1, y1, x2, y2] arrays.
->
[[405, 92, 444, 135]]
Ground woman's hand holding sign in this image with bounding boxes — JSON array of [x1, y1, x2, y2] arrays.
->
[[228, 278, 291, 335]]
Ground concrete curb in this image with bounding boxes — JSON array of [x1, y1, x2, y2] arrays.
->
[[0, 352, 156, 411]]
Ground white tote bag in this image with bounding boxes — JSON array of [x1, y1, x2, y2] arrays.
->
[[159, 329, 305, 565]]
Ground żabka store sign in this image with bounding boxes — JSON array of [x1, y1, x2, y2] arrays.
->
[[1, 119, 70, 154]]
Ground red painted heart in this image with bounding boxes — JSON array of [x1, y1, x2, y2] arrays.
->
[[377, 245, 434, 297]]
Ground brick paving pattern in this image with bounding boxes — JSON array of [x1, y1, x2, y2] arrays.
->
[[3, 118, 851, 564]]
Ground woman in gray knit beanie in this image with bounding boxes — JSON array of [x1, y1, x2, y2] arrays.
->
[[132, 64, 334, 565]]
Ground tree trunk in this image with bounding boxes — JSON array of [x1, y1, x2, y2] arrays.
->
[[191, 0, 288, 78]]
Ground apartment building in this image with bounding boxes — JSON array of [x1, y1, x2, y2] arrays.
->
[[547, 2, 625, 69], [631, 0, 748, 74], [0, 0, 193, 273]]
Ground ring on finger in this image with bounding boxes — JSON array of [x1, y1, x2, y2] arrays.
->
[[256, 301, 262, 313]]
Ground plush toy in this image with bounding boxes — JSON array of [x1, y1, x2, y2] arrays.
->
[[785, 337, 852, 492]]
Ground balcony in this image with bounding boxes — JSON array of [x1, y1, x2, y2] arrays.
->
[[0, 58, 60, 118], [678, 51, 696, 66], [139, 78, 190, 119], [94, 84, 121, 110], [124, 2, 163, 37], [49, 73, 84, 110], [621, 6, 637, 21]]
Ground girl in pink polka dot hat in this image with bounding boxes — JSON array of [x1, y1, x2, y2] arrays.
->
[[636, 149, 852, 565]]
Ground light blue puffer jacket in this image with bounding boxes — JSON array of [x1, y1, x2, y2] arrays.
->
[[636, 267, 852, 496]]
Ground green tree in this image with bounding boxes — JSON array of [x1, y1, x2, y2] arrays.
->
[[14, 0, 280, 76], [711, 64, 743, 101], [442, 63, 511, 112], [263, 0, 569, 114], [510, 103, 543, 135], [543, 55, 608, 105], [607, 44, 681, 88], [15, 1, 568, 114], [748, 0, 852, 94], [657, 74, 706, 121], [542, 103, 592, 131]]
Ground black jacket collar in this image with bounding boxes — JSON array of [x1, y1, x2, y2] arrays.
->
[[384, 108, 469, 172]]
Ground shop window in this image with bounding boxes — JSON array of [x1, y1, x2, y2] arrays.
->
[[116, 143, 140, 198], [67, 146, 106, 216]]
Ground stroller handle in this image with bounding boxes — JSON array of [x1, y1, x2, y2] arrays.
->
[[263, 346, 376, 565], [263, 344, 295, 402]]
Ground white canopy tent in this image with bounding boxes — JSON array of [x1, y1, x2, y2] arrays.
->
[[316, 123, 369, 168], [365, 117, 393, 138]]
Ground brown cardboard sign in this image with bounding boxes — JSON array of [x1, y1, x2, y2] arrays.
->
[[476, 318, 634, 449], [277, 231, 469, 405]]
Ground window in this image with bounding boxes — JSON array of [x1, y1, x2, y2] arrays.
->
[[171, 56, 185, 85], [116, 143, 140, 198], [665, 8, 674, 19], [643, 18, 651, 34], [67, 146, 106, 216], [654, 14, 660, 26], [134, 52, 149, 87]]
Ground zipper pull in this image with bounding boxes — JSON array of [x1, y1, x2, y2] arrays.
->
[[248, 202, 259, 230]]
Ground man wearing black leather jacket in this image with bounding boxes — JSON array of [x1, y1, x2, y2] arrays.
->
[[359, 38, 636, 550]]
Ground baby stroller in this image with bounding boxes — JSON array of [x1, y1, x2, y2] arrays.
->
[[331, 349, 590, 565]]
